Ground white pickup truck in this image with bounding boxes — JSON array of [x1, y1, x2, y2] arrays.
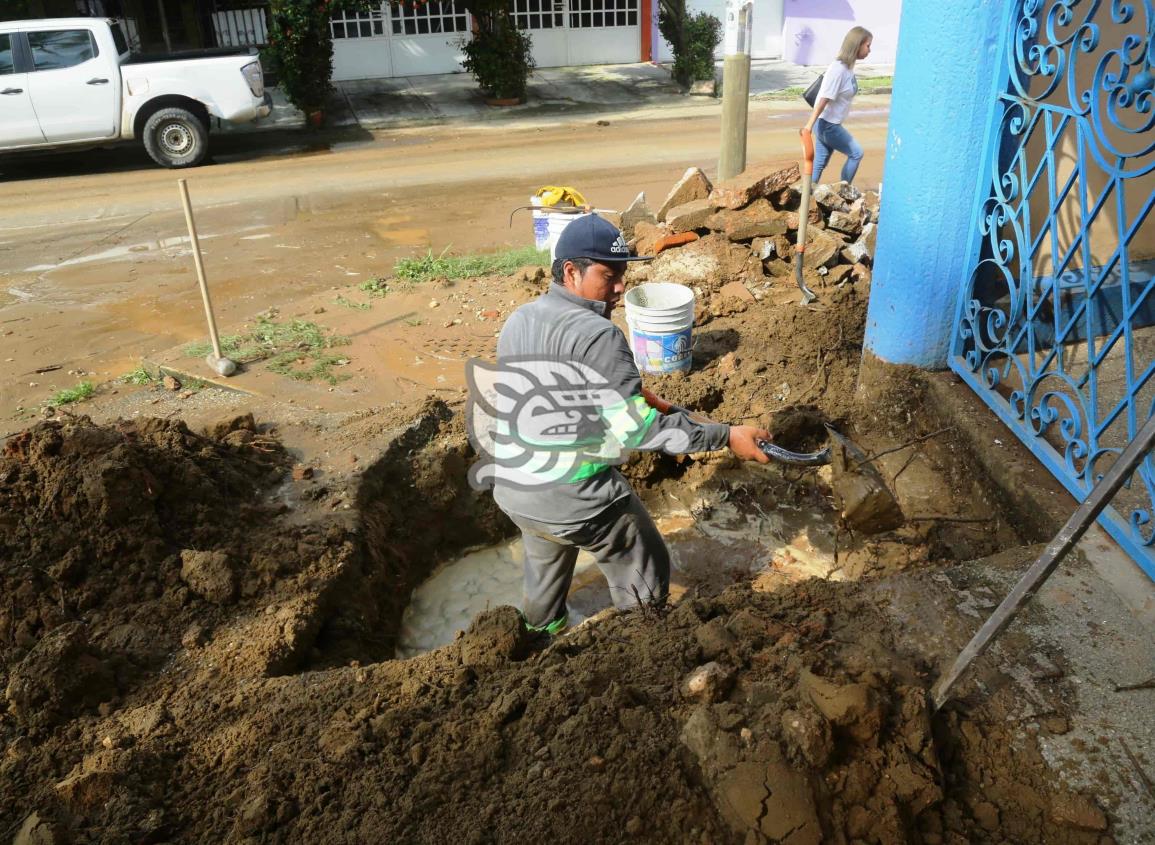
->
[[0, 18, 271, 168]]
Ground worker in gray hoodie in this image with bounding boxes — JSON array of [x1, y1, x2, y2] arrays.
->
[[467, 214, 771, 635]]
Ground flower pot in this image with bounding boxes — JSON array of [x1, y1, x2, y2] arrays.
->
[[484, 96, 523, 107]]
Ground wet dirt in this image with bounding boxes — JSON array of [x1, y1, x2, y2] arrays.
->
[[0, 164, 1133, 841], [0, 321, 1117, 845]]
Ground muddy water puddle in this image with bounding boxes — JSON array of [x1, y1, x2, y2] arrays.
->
[[395, 496, 843, 658]]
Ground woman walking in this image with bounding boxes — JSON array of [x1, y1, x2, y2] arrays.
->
[[804, 26, 873, 184]]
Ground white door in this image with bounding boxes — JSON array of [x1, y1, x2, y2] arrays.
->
[[25, 27, 118, 142], [512, 0, 568, 69], [331, 8, 393, 82], [388, 0, 470, 77], [0, 33, 44, 146], [564, 0, 641, 66]]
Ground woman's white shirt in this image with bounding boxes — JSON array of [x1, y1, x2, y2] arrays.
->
[[816, 60, 858, 124]]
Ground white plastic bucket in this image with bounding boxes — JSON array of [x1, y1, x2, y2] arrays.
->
[[547, 212, 587, 261], [624, 283, 696, 374], [530, 196, 549, 250]]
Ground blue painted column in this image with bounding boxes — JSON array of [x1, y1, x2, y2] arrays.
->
[[863, 0, 1007, 368]]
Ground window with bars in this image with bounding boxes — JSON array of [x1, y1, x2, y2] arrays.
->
[[330, 8, 386, 39], [509, 0, 564, 31], [391, 1, 469, 36], [568, 0, 637, 28]]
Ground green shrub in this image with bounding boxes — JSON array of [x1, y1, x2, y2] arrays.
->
[[460, 14, 535, 100], [659, 1, 723, 88], [266, 0, 337, 117]]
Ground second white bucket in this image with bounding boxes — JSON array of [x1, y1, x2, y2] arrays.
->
[[530, 196, 549, 250], [624, 283, 696, 374], [548, 212, 587, 261]]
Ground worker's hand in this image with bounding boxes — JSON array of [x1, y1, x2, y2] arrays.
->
[[641, 387, 674, 415], [728, 425, 772, 463]]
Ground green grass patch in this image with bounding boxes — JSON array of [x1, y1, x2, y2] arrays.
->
[[50, 381, 96, 406], [119, 365, 154, 385], [762, 75, 892, 100], [359, 276, 397, 297], [335, 294, 372, 311], [393, 245, 550, 285], [183, 318, 352, 385]]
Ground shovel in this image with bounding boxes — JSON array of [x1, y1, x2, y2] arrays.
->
[[642, 389, 902, 534], [795, 128, 819, 305]]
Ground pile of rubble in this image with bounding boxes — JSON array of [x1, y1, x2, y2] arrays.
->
[[619, 164, 879, 303]]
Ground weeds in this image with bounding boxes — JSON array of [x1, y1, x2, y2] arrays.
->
[[393, 245, 550, 284], [404, 317, 425, 327], [359, 276, 397, 297], [50, 381, 96, 406], [763, 75, 892, 100], [335, 294, 371, 311], [120, 365, 153, 385], [183, 318, 352, 384]]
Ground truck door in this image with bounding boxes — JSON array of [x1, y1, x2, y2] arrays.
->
[[25, 27, 118, 142], [0, 32, 45, 146]]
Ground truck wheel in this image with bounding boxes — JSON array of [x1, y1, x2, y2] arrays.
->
[[142, 107, 208, 168]]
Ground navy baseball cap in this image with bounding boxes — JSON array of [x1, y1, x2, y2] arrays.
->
[[555, 214, 653, 263]]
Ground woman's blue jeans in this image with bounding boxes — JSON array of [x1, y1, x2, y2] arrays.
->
[[813, 118, 864, 184]]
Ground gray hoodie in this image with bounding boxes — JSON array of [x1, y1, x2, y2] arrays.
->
[[490, 283, 730, 528]]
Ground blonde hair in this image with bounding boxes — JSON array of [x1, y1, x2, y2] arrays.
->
[[837, 26, 872, 68]]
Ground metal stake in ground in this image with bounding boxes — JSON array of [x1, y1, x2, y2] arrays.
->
[[177, 179, 237, 377], [931, 410, 1155, 712]]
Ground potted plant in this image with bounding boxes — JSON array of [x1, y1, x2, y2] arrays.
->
[[459, 0, 535, 104]]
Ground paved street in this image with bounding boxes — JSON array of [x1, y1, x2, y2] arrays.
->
[[0, 95, 889, 423]]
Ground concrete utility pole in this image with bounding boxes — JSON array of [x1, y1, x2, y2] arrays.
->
[[718, 0, 754, 180]]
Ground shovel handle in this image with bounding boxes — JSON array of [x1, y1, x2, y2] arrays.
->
[[799, 128, 815, 176]]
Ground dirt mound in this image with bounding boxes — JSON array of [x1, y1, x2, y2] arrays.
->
[[3, 575, 1107, 844]]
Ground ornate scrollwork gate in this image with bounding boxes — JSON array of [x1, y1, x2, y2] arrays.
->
[[951, 1, 1155, 576]]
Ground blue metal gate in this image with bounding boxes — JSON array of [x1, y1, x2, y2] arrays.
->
[[951, 0, 1155, 577]]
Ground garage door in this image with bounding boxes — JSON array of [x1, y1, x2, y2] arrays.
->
[[331, 2, 468, 81], [515, 0, 641, 68]]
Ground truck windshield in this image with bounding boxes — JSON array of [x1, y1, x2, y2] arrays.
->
[[109, 21, 129, 56]]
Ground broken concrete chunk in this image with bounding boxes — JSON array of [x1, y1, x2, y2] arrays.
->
[[811, 182, 849, 212], [800, 228, 843, 270], [708, 163, 801, 210], [665, 197, 717, 234], [180, 549, 237, 604], [750, 237, 774, 260], [681, 662, 735, 701], [719, 282, 754, 303], [863, 189, 881, 222], [707, 199, 790, 241], [835, 181, 863, 203], [619, 192, 656, 238], [826, 209, 863, 238], [631, 221, 669, 258], [657, 167, 713, 222]]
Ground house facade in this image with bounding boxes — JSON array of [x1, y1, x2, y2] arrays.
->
[[6, 0, 900, 81]]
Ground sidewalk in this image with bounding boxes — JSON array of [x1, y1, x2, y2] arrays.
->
[[235, 59, 894, 134]]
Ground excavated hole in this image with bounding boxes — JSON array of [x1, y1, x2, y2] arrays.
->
[[314, 400, 1020, 664]]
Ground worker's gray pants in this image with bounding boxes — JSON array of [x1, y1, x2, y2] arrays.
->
[[503, 493, 671, 630]]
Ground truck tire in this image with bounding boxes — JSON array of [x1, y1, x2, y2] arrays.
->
[[142, 107, 209, 168]]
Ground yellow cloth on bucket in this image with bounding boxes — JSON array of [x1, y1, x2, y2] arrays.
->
[[534, 186, 588, 209]]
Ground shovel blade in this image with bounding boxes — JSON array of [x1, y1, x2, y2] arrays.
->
[[824, 425, 904, 535]]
